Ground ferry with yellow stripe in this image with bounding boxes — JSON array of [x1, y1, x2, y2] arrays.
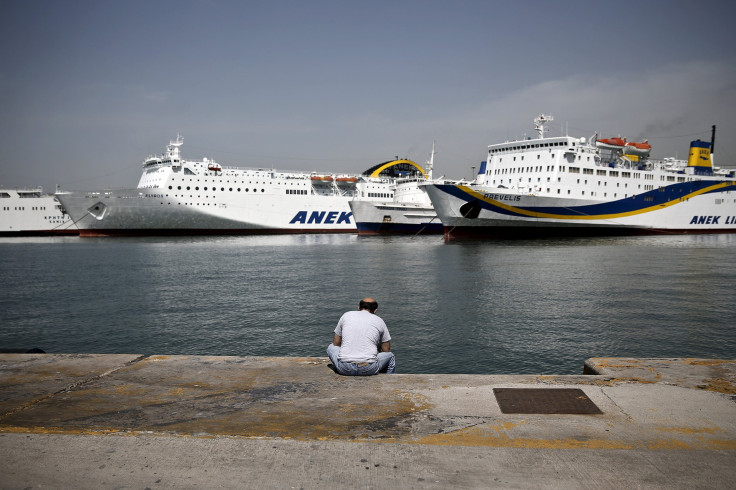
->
[[350, 143, 458, 235], [426, 115, 736, 238]]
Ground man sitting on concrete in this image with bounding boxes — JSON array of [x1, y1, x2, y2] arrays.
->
[[326, 297, 395, 375]]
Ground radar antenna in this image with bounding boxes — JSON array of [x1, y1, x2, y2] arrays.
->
[[533, 114, 554, 139], [166, 133, 184, 159]]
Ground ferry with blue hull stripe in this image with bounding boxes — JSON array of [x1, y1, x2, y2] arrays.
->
[[426, 115, 736, 238], [56, 135, 405, 237]]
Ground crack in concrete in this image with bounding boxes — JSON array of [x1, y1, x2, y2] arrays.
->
[[0, 355, 148, 420]]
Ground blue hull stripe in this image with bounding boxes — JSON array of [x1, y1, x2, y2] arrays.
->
[[437, 181, 736, 220]]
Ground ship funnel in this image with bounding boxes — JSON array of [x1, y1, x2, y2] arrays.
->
[[686, 139, 714, 175]]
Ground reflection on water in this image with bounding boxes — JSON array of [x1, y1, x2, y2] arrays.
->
[[1, 234, 734, 374]]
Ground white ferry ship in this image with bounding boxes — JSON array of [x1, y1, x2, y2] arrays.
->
[[350, 143, 457, 235], [427, 115, 736, 238], [0, 187, 77, 236], [56, 135, 405, 236]]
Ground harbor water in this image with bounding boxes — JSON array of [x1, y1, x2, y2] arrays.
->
[[1, 234, 734, 374]]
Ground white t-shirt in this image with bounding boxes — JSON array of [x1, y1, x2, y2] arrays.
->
[[334, 310, 391, 363]]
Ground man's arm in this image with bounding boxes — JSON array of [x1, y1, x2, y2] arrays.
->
[[333, 334, 342, 346], [380, 341, 390, 352]]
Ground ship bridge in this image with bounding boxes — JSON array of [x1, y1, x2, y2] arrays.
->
[[362, 159, 426, 178]]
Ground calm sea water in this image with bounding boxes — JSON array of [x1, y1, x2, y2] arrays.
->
[[1, 234, 734, 374]]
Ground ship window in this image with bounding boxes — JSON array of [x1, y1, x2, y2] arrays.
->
[[221, 187, 225, 191], [195, 187, 199, 190], [177, 186, 181, 190]]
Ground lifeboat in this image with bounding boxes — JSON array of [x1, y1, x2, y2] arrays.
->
[[623, 140, 651, 156], [335, 176, 358, 187], [595, 135, 626, 151], [208, 164, 222, 172], [311, 175, 334, 185]]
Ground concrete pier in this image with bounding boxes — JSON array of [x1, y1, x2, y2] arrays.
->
[[1, 354, 734, 488]]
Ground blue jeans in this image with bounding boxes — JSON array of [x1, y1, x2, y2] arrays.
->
[[326, 344, 395, 375]]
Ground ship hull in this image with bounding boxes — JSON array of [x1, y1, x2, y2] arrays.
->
[[427, 182, 736, 239], [349, 199, 443, 235], [0, 229, 78, 237], [0, 189, 77, 236], [57, 189, 358, 237]]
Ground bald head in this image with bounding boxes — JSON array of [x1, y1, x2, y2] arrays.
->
[[359, 297, 378, 313]]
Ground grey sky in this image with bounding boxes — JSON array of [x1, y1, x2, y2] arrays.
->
[[2, 0, 735, 191]]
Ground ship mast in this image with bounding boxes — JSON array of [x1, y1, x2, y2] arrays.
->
[[425, 141, 435, 180], [167, 133, 184, 160], [533, 114, 553, 139]]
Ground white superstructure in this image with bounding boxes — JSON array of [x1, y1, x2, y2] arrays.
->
[[56, 135, 400, 236], [427, 115, 736, 238], [0, 187, 76, 235], [350, 143, 457, 235]]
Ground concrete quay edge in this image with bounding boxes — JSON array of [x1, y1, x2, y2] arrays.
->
[[0, 354, 734, 446], [1, 354, 735, 489]]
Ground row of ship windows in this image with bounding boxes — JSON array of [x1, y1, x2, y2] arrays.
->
[[494, 166, 684, 182], [174, 178, 307, 186], [498, 188, 657, 198], [170, 186, 265, 193], [495, 178, 653, 188], [499, 153, 560, 162], [367, 193, 393, 198], [2, 206, 50, 211], [490, 141, 572, 153]]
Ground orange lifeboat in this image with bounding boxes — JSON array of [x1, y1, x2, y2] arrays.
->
[[336, 177, 358, 183], [623, 140, 651, 156], [595, 135, 626, 151], [311, 175, 334, 185]]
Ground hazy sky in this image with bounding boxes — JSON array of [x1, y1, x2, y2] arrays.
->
[[2, 0, 735, 191]]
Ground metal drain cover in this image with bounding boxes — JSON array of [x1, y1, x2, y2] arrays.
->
[[493, 388, 602, 414]]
